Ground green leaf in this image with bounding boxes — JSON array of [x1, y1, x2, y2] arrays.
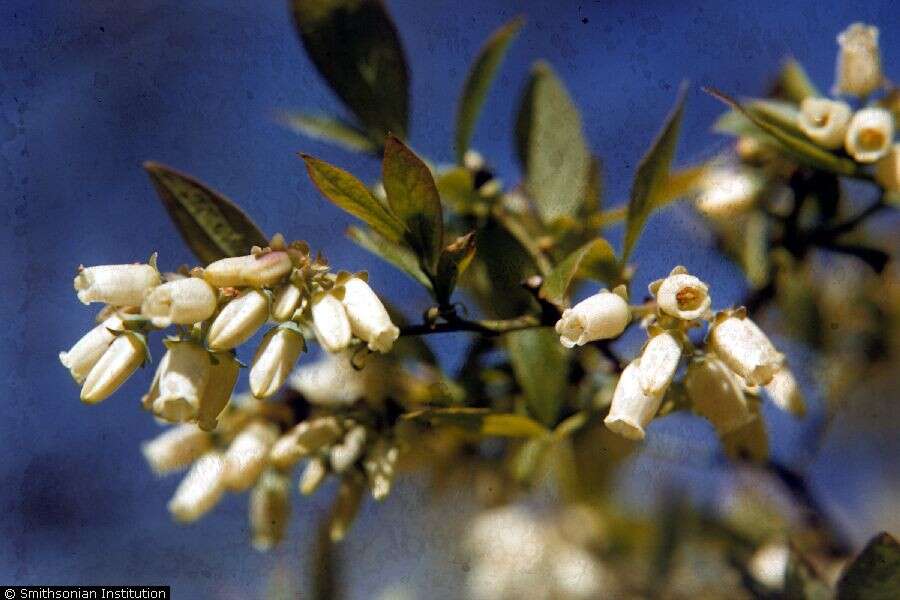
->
[[402, 407, 547, 438], [779, 58, 821, 103], [623, 84, 687, 260], [278, 111, 377, 153], [515, 61, 591, 224], [454, 16, 524, 163], [143, 161, 268, 264], [382, 135, 444, 275], [581, 156, 603, 216], [506, 328, 568, 426], [434, 232, 476, 305], [705, 88, 859, 177], [301, 154, 405, 242], [345, 225, 432, 290], [290, 0, 409, 145], [750, 99, 804, 137], [539, 238, 618, 306], [837, 532, 900, 600], [436, 167, 482, 215]]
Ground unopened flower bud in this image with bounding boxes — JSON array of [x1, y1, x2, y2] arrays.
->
[[709, 314, 783, 386], [311, 293, 352, 353], [249, 470, 291, 552], [206, 289, 269, 351], [638, 331, 682, 397], [695, 169, 762, 218], [289, 353, 366, 406], [271, 282, 302, 321], [330, 424, 367, 473], [74, 263, 160, 306], [168, 451, 226, 523], [363, 440, 400, 501], [250, 326, 305, 399], [340, 277, 400, 353], [202, 251, 292, 288], [685, 355, 753, 434], [604, 360, 663, 441], [764, 367, 806, 417], [299, 457, 328, 495], [844, 107, 894, 163], [141, 424, 211, 475], [874, 143, 900, 192], [60, 314, 124, 384], [650, 267, 711, 321], [749, 543, 789, 590], [833, 23, 882, 97], [148, 341, 211, 423], [555, 289, 630, 348], [80, 332, 145, 403], [141, 277, 217, 328], [197, 352, 240, 431], [269, 416, 343, 469], [223, 420, 279, 491], [798, 98, 852, 149], [329, 475, 364, 542]]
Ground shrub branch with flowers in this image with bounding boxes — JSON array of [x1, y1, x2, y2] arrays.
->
[[59, 2, 899, 598]]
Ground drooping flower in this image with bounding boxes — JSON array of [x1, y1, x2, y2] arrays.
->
[[222, 420, 279, 491], [271, 282, 302, 322], [59, 314, 124, 384], [249, 470, 291, 552], [141, 277, 217, 328], [249, 325, 305, 399], [168, 451, 226, 523], [637, 331, 682, 397], [202, 251, 292, 288], [685, 354, 754, 434], [74, 263, 160, 306], [298, 457, 328, 496], [555, 288, 630, 348], [329, 424, 367, 473], [145, 341, 211, 423], [764, 366, 806, 417], [311, 292, 352, 353], [141, 424, 211, 475], [269, 416, 343, 469], [798, 97, 852, 149], [206, 289, 269, 351], [340, 277, 400, 353], [695, 169, 762, 218], [288, 352, 367, 407], [363, 439, 400, 501], [196, 352, 240, 431], [844, 107, 894, 163], [80, 331, 146, 404], [874, 143, 900, 192], [650, 267, 711, 321], [833, 23, 882, 97], [708, 313, 784, 386], [604, 360, 664, 441]]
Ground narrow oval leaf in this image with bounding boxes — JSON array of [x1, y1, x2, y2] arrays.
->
[[515, 61, 590, 224], [301, 154, 405, 242], [705, 88, 859, 177], [454, 16, 524, 163], [623, 84, 687, 260], [345, 225, 432, 290], [143, 161, 268, 264], [506, 328, 568, 426], [402, 407, 547, 438], [540, 238, 618, 306], [291, 0, 409, 145], [837, 532, 900, 600], [779, 58, 820, 103], [382, 135, 444, 274], [279, 111, 377, 153]]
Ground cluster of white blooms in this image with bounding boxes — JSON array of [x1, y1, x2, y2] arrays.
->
[[556, 266, 803, 442], [60, 235, 401, 422], [464, 506, 615, 600]]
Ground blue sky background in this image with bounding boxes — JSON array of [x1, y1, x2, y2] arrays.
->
[[2, 1, 898, 597]]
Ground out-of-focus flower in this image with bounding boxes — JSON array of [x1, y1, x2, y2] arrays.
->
[[329, 475, 365, 542], [833, 23, 882, 97], [685, 355, 754, 434], [271, 282, 302, 321], [168, 451, 226, 523], [845, 107, 894, 163], [650, 267, 711, 321], [363, 439, 400, 501], [249, 470, 291, 552], [142, 424, 211, 475], [311, 293, 352, 353], [202, 251, 292, 288], [695, 169, 762, 218], [74, 263, 160, 306], [604, 360, 663, 441], [60, 314, 124, 384], [289, 352, 368, 407], [709, 313, 784, 385], [223, 420, 279, 491], [249, 326, 305, 399], [196, 352, 240, 431], [340, 277, 400, 353], [206, 289, 269, 351], [875, 143, 900, 191], [80, 332, 146, 404], [749, 543, 790, 590], [298, 457, 328, 495], [141, 277, 217, 328], [269, 416, 343, 469], [764, 367, 806, 416], [638, 331, 682, 396], [555, 289, 630, 348], [146, 341, 211, 423], [798, 97, 852, 149], [330, 424, 367, 473]]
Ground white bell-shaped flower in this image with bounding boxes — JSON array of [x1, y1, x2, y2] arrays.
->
[[168, 451, 226, 523], [340, 277, 400, 353], [604, 360, 664, 441], [271, 282, 302, 321], [269, 416, 343, 469], [555, 289, 630, 348], [638, 331, 682, 397], [685, 355, 754, 434], [298, 457, 328, 496], [845, 107, 894, 163], [80, 332, 145, 403], [330, 424, 367, 473], [60, 314, 124, 384], [695, 169, 761, 218], [833, 23, 882, 97], [206, 289, 269, 351], [875, 144, 900, 192], [764, 366, 806, 417], [202, 251, 292, 288], [196, 352, 240, 431], [141, 424, 211, 475], [289, 352, 367, 407], [709, 314, 784, 385], [223, 420, 279, 491], [148, 341, 211, 423], [141, 277, 217, 328], [311, 292, 352, 353], [650, 267, 711, 321], [249, 326, 305, 399], [798, 98, 852, 149], [74, 263, 160, 306]]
